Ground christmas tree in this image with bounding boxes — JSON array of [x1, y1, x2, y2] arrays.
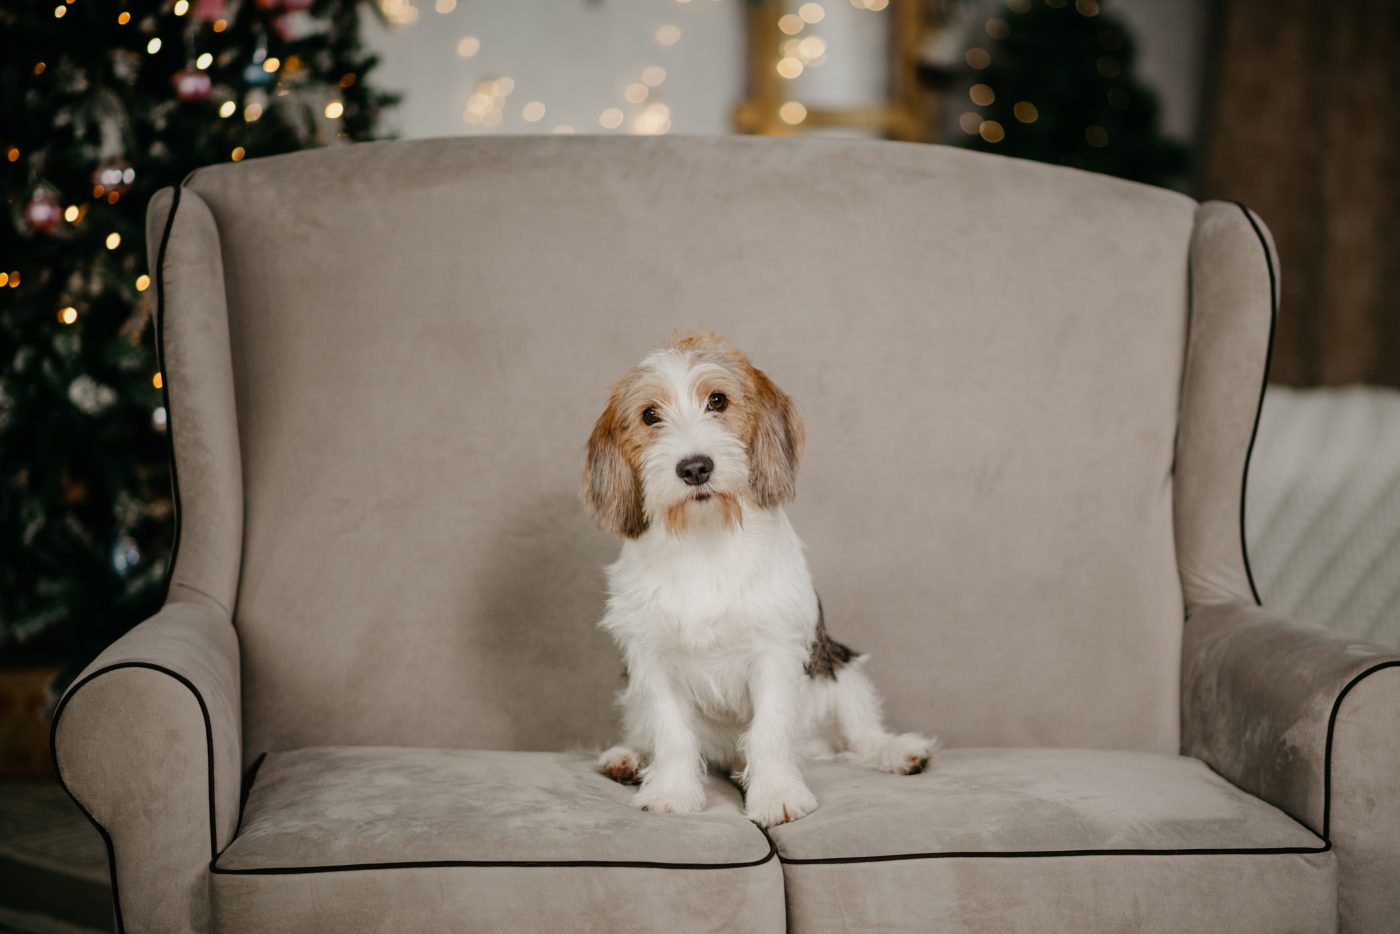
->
[[0, 0, 396, 688], [956, 0, 1188, 187]]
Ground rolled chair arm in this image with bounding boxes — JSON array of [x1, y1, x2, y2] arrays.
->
[[52, 598, 242, 934], [1182, 599, 1400, 933]]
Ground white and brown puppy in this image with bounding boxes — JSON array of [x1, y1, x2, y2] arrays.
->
[[583, 331, 935, 827]]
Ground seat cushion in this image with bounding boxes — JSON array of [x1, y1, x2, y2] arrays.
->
[[772, 748, 1336, 934], [211, 746, 782, 933]]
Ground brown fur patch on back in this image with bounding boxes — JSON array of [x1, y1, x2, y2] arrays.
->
[[805, 598, 856, 679]]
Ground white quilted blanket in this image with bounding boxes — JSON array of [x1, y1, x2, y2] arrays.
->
[[1246, 385, 1400, 649]]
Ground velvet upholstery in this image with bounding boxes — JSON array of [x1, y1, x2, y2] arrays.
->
[[47, 136, 1400, 932], [186, 135, 1193, 758], [770, 749, 1334, 932], [52, 598, 241, 933], [210, 747, 783, 933], [1182, 601, 1400, 933]]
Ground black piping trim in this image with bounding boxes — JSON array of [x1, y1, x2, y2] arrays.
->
[[1234, 201, 1276, 607], [1321, 661, 1400, 840], [210, 836, 779, 876], [778, 844, 1329, 865], [154, 183, 184, 606]]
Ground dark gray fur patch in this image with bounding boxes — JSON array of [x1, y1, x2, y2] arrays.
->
[[805, 597, 856, 680]]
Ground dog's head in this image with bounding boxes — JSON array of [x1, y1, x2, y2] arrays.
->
[[583, 331, 805, 539]]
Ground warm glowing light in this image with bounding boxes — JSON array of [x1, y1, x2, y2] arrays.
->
[[641, 65, 666, 86], [624, 82, 649, 104], [797, 35, 826, 60], [798, 2, 825, 23], [196, 52, 213, 69], [779, 101, 807, 125], [0, 273, 7, 287], [1085, 125, 1109, 147], [118, 11, 131, 23], [1013, 101, 1038, 123], [34, 62, 47, 75], [865, 0, 888, 10], [105, 232, 121, 250], [521, 100, 546, 122], [494, 76, 515, 95], [59, 306, 78, 325], [456, 36, 480, 57], [5, 147, 18, 162], [776, 56, 804, 79], [54, 5, 66, 18], [553, 124, 576, 134], [212, 18, 227, 31], [979, 120, 1005, 143], [965, 47, 990, 69], [778, 14, 803, 35], [153, 372, 164, 389], [231, 146, 246, 161], [986, 18, 1009, 39], [324, 100, 344, 119], [656, 24, 681, 45], [244, 102, 263, 121], [147, 37, 162, 54], [7, 272, 19, 287], [435, 0, 456, 11], [599, 108, 625, 129], [174, 0, 190, 14], [136, 274, 151, 292], [340, 73, 357, 88], [969, 83, 995, 106], [218, 100, 236, 118], [63, 205, 79, 222], [263, 57, 281, 73], [107, 190, 120, 204], [958, 111, 982, 134]]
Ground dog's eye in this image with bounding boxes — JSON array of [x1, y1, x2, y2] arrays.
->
[[642, 407, 661, 426], [706, 392, 728, 413]]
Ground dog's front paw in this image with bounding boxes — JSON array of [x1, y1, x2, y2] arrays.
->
[[744, 776, 818, 827], [598, 746, 644, 784], [632, 776, 707, 815]]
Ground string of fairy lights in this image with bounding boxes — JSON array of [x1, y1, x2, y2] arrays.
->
[[374, 0, 888, 136]]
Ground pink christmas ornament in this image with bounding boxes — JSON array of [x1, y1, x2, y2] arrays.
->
[[24, 188, 62, 234], [173, 67, 212, 101]]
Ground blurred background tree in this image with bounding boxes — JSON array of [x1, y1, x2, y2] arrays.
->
[[0, 0, 395, 691], [956, 0, 1189, 186]]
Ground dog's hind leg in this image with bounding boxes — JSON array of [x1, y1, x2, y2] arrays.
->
[[829, 662, 938, 775]]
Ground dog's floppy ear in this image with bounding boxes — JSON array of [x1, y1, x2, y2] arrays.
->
[[583, 389, 648, 538], [747, 365, 805, 509]]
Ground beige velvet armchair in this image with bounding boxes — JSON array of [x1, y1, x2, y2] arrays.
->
[[52, 137, 1400, 933]]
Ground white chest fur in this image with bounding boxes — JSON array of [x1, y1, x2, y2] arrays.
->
[[600, 507, 819, 666]]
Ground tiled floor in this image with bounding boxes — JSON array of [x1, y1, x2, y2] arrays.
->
[[0, 778, 112, 933]]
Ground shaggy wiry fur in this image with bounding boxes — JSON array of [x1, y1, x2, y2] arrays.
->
[[583, 331, 936, 827]]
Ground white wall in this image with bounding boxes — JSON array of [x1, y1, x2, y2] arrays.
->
[[364, 0, 1205, 144]]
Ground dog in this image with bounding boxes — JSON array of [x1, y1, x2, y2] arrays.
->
[[582, 331, 935, 827]]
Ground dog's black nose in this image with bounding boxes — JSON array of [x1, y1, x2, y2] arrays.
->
[[676, 455, 714, 486]]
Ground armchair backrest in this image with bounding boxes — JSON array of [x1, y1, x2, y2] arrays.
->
[[147, 137, 1273, 762]]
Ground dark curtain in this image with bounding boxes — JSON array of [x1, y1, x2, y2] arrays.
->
[[1200, 0, 1400, 386]]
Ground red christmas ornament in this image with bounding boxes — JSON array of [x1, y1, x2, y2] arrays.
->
[[24, 188, 62, 234], [174, 67, 212, 101], [192, 0, 228, 21]]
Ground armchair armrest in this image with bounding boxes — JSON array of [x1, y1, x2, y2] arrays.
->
[[1182, 600, 1400, 932], [52, 597, 242, 934]]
